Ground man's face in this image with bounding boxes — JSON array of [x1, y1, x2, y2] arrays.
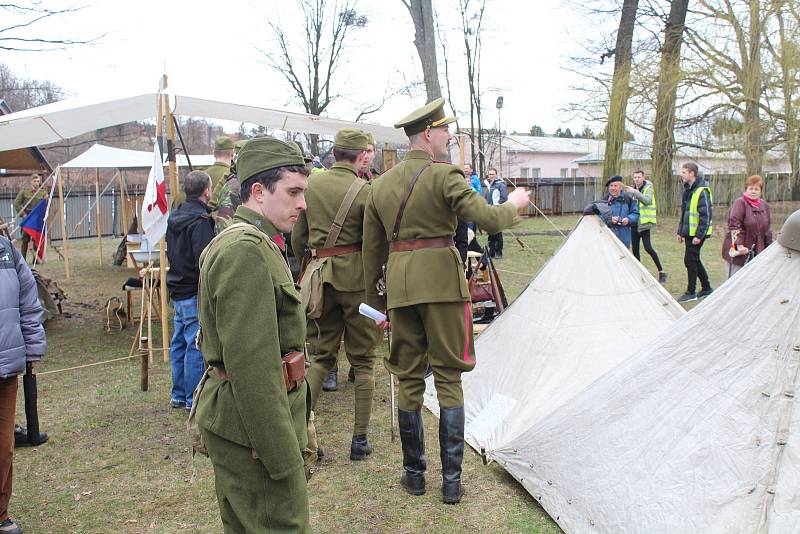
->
[[633, 172, 644, 187], [608, 181, 622, 197], [360, 144, 376, 171], [31, 176, 41, 189], [464, 164, 472, 176], [487, 169, 497, 182], [429, 125, 452, 159], [256, 171, 308, 233], [680, 166, 695, 184]]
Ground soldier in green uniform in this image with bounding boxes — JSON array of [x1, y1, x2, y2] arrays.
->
[[362, 98, 529, 504], [358, 133, 381, 181], [211, 139, 249, 232], [291, 128, 381, 461], [196, 137, 311, 533], [14, 173, 48, 262]]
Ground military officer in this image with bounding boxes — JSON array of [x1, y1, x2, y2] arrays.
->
[[362, 98, 529, 504], [13, 173, 47, 262], [291, 128, 381, 461], [196, 137, 311, 533]]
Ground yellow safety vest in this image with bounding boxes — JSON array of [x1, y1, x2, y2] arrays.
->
[[688, 186, 713, 237], [638, 181, 657, 225]]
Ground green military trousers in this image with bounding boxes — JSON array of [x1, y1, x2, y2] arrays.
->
[[387, 301, 476, 411], [202, 429, 311, 534], [306, 283, 380, 435]]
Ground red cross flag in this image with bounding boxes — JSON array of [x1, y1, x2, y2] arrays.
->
[[141, 141, 169, 246]]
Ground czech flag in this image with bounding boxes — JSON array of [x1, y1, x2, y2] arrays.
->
[[20, 198, 47, 260]]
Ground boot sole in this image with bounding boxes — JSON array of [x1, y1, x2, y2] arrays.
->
[[443, 488, 464, 504], [401, 483, 426, 496], [350, 451, 373, 461]]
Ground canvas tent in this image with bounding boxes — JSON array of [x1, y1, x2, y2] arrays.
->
[[489, 239, 800, 533], [59, 143, 214, 169], [0, 92, 407, 152], [424, 215, 685, 456]]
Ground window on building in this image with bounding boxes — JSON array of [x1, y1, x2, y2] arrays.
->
[[520, 168, 529, 178], [571, 168, 578, 178], [531, 168, 541, 178], [560, 168, 569, 178]]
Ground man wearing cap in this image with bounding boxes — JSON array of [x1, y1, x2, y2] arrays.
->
[[363, 98, 530, 504], [291, 128, 381, 461], [14, 173, 48, 262], [196, 137, 311, 533], [601, 175, 639, 249], [358, 133, 381, 181], [209, 139, 249, 232]]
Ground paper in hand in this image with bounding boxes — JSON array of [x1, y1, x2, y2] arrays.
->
[[359, 303, 387, 322]]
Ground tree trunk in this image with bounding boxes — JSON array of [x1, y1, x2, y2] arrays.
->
[[405, 0, 442, 102], [741, 0, 764, 177], [602, 0, 639, 179], [651, 0, 689, 216]]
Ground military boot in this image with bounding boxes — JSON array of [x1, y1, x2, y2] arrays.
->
[[322, 367, 338, 392], [350, 434, 374, 461], [439, 406, 465, 504], [398, 409, 426, 496]]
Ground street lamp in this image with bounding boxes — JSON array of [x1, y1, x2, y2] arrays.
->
[[496, 96, 504, 178]]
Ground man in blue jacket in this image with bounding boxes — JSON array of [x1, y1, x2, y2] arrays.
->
[[166, 171, 215, 411], [0, 234, 46, 534], [601, 176, 639, 249], [484, 168, 509, 258]]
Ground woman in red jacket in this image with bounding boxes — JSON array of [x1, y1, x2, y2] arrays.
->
[[722, 175, 773, 278]]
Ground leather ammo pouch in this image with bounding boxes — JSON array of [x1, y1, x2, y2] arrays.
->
[[283, 351, 306, 392]]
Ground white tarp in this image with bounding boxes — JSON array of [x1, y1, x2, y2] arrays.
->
[[493, 241, 800, 533], [424, 216, 685, 455], [0, 92, 407, 152], [60, 143, 214, 169]]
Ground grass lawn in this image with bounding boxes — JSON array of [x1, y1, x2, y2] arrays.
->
[[13, 205, 787, 533]]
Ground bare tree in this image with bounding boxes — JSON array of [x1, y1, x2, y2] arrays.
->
[[402, 0, 442, 102], [0, 3, 101, 52], [262, 0, 367, 154], [602, 0, 640, 178], [0, 62, 63, 110], [459, 0, 487, 177], [650, 0, 690, 215]]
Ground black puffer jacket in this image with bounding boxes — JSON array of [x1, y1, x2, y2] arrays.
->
[[677, 178, 712, 239], [166, 198, 215, 300]]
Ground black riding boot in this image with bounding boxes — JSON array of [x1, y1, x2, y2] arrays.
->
[[322, 367, 338, 392], [439, 406, 465, 504], [398, 409, 426, 495], [350, 434, 374, 461]]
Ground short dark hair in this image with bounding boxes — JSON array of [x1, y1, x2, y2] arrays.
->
[[633, 169, 645, 176], [240, 165, 310, 202], [184, 171, 211, 199], [333, 147, 363, 163], [682, 162, 698, 176], [488, 167, 497, 174]]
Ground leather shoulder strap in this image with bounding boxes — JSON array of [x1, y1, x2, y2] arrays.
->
[[323, 178, 366, 249], [392, 162, 432, 240]]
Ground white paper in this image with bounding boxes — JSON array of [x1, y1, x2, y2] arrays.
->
[[358, 303, 387, 322]]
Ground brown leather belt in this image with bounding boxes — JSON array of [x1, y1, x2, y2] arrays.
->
[[209, 353, 306, 393], [312, 243, 361, 258], [389, 236, 453, 253]]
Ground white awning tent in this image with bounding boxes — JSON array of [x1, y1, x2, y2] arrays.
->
[[59, 143, 214, 169], [0, 92, 408, 152]]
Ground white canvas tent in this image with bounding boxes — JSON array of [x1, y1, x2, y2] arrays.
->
[[0, 92, 407, 152], [490, 239, 800, 533], [424, 216, 685, 456], [59, 143, 214, 169]]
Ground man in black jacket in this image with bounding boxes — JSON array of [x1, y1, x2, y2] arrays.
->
[[676, 162, 713, 303], [166, 171, 215, 411]]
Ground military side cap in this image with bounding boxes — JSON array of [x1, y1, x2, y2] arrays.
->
[[293, 141, 313, 163], [394, 97, 457, 136], [605, 175, 623, 187], [31, 173, 42, 180], [235, 137, 306, 182], [365, 132, 375, 146], [334, 128, 369, 150], [234, 139, 248, 151], [214, 136, 235, 150]]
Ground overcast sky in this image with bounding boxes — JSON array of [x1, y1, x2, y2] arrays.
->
[[3, 0, 614, 137]]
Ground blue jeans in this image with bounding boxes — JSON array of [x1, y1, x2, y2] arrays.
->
[[169, 295, 204, 407]]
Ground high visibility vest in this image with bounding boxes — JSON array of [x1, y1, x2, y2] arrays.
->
[[688, 186, 713, 237], [638, 181, 657, 225]]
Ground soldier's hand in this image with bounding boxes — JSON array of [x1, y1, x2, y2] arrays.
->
[[375, 319, 391, 330], [508, 187, 530, 209]]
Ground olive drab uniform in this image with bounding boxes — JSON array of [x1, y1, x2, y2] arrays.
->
[[291, 161, 380, 441], [197, 204, 310, 534], [14, 183, 47, 260], [204, 161, 231, 210], [210, 176, 242, 232]]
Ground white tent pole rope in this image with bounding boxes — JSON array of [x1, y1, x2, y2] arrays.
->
[[66, 173, 118, 239], [8, 172, 55, 234]]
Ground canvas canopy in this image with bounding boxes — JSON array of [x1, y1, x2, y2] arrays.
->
[[424, 215, 685, 455], [60, 143, 214, 169], [491, 240, 800, 533], [0, 92, 407, 152]]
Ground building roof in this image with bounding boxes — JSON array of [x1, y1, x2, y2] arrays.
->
[[573, 142, 788, 164], [501, 134, 604, 155], [0, 100, 54, 176]]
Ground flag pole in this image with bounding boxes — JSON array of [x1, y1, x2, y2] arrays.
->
[[95, 168, 103, 265], [159, 77, 171, 363], [56, 168, 71, 280]]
